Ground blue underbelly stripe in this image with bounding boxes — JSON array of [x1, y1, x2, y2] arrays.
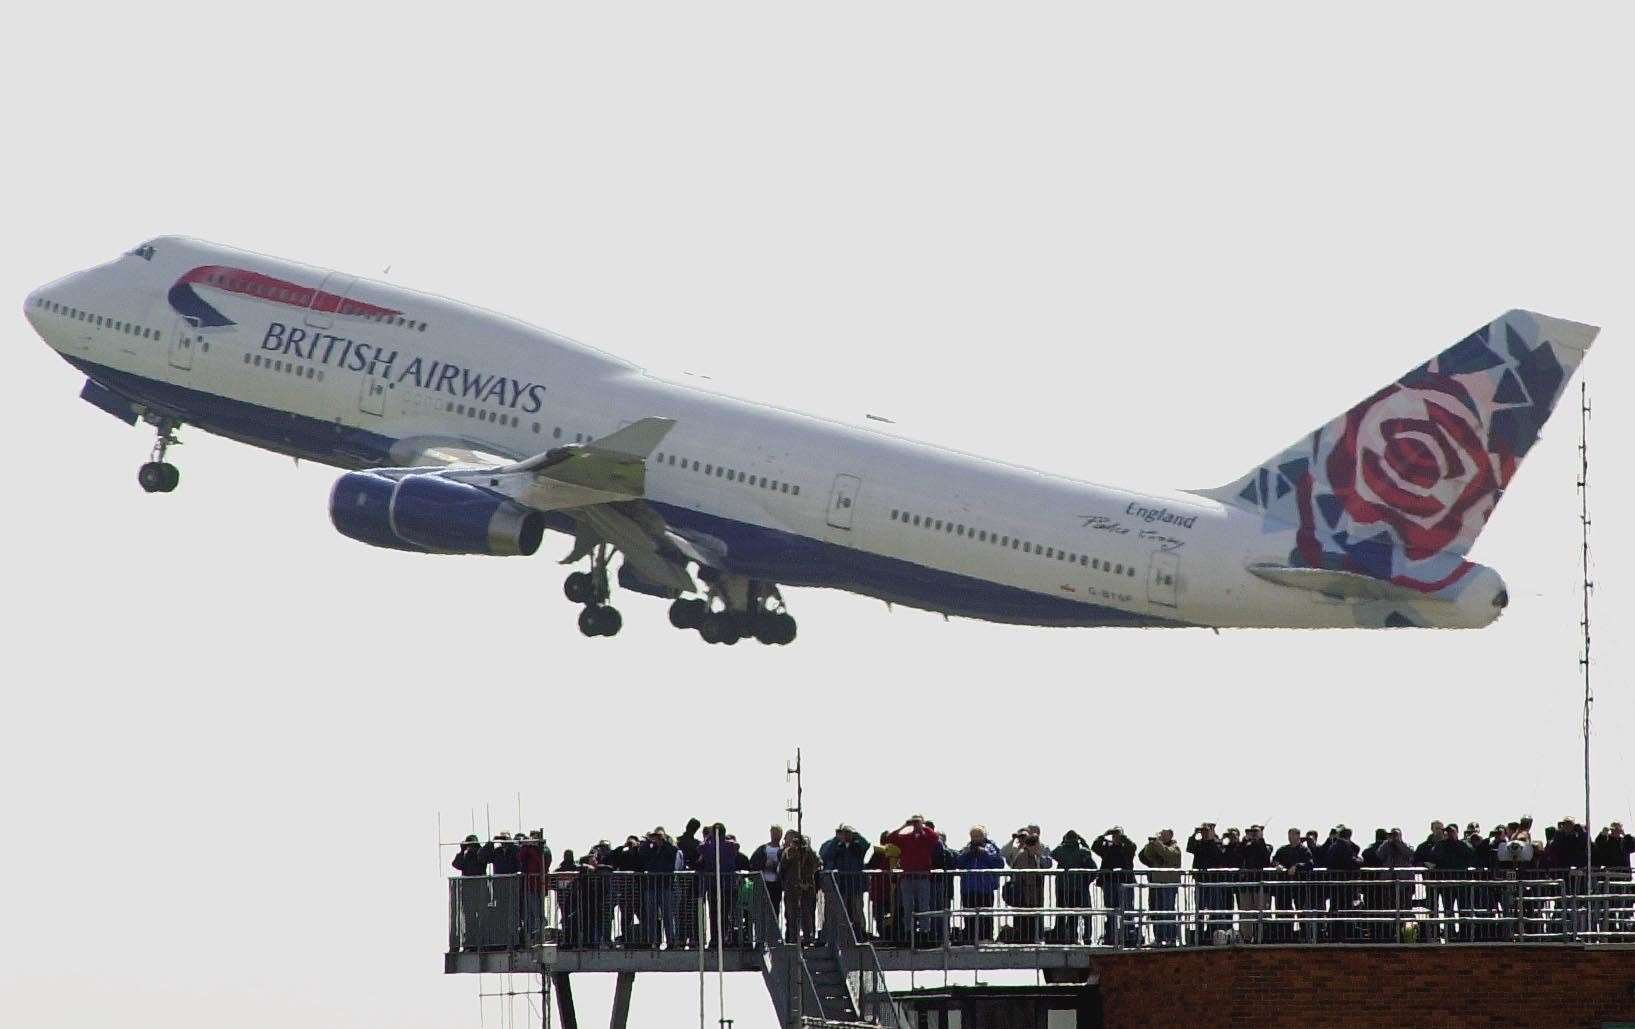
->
[[69, 359, 1186, 628]]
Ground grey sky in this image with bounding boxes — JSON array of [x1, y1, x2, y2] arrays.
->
[[2, 3, 1631, 1027]]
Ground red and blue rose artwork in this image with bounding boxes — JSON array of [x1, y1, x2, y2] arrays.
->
[[1219, 311, 1587, 594]]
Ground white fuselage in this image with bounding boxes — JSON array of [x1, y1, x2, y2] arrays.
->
[[24, 238, 1506, 630]]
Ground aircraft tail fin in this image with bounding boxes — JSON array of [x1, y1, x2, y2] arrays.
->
[[1196, 309, 1596, 590]]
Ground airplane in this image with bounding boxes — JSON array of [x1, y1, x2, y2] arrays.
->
[[25, 237, 1597, 643]]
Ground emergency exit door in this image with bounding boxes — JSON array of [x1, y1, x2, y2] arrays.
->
[[359, 376, 387, 416], [169, 317, 197, 371], [826, 474, 861, 530]]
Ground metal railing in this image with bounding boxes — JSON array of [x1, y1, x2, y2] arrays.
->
[[822, 873, 899, 1028], [447, 868, 1635, 954]]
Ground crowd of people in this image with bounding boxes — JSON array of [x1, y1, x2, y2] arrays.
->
[[449, 814, 1635, 952]]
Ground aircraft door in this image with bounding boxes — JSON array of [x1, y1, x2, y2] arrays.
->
[[359, 376, 387, 416], [825, 474, 861, 530], [169, 316, 198, 371], [1147, 551, 1179, 608], [306, 272, 358, 330]]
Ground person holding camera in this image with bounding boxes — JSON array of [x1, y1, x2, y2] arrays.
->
[[1234, 826, 1273, 943], [1003, 826, 1052, 943], [820, 824, 870, 939], [1271, 829, 1314, 942], [955, 826, 1005, 944], [1186, 823, 1227, 943], [1140, 829, 1183, 946], [1049, 831, 1097, 943], [1593, 823, 1633, 933], [888, 815, 941, 947], [1092, 827, 1136, 946]]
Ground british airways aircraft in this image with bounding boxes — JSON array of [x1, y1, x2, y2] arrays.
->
[[25, 238, 1597, 643]]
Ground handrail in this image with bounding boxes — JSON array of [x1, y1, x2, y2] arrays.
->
[[750, 876, 825, 1025], [823, 873, 899, 1028], [447, 868, 1635, 956]]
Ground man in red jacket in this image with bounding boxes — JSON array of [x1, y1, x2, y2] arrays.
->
[[889, 815, 942, 947]]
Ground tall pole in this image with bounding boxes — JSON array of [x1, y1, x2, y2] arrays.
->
[[1578, 381, 1593, 874], [786, 749, 804, 841], [714, 829, 728, 1029]]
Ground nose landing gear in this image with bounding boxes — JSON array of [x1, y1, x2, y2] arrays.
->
[[138, 419, 181, 494]]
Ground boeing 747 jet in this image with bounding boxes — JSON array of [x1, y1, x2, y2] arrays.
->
[[26, 238, 1597, 642]]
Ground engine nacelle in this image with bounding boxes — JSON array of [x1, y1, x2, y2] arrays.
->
[[330, 472, 426, 553], [329, 472, 545, 556], [388, 474, 545, 556]]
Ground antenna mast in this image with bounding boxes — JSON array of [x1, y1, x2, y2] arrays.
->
[[786, 748, 804, 840], [1578, 381, 1593, 874]]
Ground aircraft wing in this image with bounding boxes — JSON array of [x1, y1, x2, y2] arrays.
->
[[378, 419, 699, 593]]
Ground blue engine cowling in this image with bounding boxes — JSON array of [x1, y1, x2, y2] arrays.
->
[[329, 472, 545, 557], [330, 472, 426, 553], [389, 474, 545, 556]]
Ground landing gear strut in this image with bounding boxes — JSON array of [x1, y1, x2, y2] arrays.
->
[[138, 418, 181, 494], [566, 545, 621, 637], [676, 579, 796, 646]]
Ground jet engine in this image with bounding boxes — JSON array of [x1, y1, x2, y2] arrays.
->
[[329, 472, 545, 557]]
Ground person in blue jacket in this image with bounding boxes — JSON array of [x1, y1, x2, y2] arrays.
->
[[820, 824, 870, 940], [955, 825, 1005, 944]]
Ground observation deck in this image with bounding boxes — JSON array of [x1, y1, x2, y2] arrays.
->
[[444, 868, 1635, 1027]]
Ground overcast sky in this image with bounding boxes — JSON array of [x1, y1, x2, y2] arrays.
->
[[3, 3, 1632, 1027]]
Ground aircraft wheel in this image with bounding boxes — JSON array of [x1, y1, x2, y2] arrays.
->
[[669, 598, 707, 630], [138, 462, 173, 493], [596, 606, 623, 637], [564, 571, 595, 604], [699, 612, 732, 645], [577, 606, 603, 637], [771, 612, 797, 645]]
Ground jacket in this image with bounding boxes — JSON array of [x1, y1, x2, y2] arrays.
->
[[482, 841, 520, 876], [638, 838, 679, 875], [1593, 831, 1634, 869], [1374, 838, 1416, 868], [695, 833, 740, 879], [1054, 835, 1099, 905], [748, 842, 783, 882], [452, 845, 487, 877], [955, 840, 1005, 895], [1139, 839, 1182, 884], [779, 844, 823, 895], [1006, 843, 1052, 906], [1431, 837, 1475, 871], [1273, 843, 1312, 874], [1186, 834, 1227, 871], [889, 825, 941, 873], [820, 834, 869, 893]]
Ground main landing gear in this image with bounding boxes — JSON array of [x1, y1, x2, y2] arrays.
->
[[138, 418, 181, 494], [564, 545, 622, 638], [668, 579, 796, 646]]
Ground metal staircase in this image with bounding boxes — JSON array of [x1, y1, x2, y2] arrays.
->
[[751, 879, 893, 1028]]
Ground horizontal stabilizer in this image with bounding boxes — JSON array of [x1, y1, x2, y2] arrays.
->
[[1248, 563, 1449, 603]]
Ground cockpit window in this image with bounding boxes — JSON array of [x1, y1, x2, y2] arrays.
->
[[126, 241, 157, 261]]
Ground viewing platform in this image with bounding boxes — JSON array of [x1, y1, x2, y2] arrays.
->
[[444, 868, 1635, 1027]]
